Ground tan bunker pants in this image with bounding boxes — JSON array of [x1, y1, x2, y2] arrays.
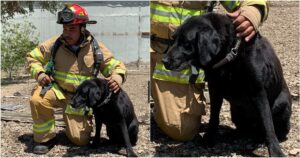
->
[[151, 51, 206, 141], [30, 85, 93, 146]]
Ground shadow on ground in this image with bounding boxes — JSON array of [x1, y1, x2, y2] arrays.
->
[[18, 130, 130, 157], [150, 115, 266, 157]]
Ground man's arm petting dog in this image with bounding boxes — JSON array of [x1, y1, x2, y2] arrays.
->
[[162, 13, 292, 157], [71, 78, 139, 157]]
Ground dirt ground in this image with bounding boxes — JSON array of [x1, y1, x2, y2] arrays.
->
[[1, 1, 299, 157]]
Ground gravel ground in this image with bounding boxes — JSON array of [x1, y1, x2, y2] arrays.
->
[[1, 1, 299, 157]]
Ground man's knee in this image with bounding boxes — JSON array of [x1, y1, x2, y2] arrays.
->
[[30, 86, 57, 107], [156, 123, 198, 141], [66, 121, 92, 146], [30, 87, 42, 106], [66, 132, 91, 146], [64, 114, 93, 146], [155, 114, 202, 141]]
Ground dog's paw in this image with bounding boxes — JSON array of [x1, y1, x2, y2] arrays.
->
[[192, 134, 203, 146], [269, 143, 286, 157], [270, 149, 286, 157], [90, 140, 100, 148], [202, 132, 217, 147], [127, 150, 138, 157]]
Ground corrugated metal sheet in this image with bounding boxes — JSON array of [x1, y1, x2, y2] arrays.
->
[[11, 1, 150, 64]]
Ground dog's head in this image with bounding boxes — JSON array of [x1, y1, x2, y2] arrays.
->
[[70, 78, 108, 109], [162, 13, 235, 70]]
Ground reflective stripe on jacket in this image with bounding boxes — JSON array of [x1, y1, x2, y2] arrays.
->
[[153, 63, 205, 84], [220, 0, 241, 12], [53, 71, 92, 87], [27, 31, 126, 99], [65, 104, 93, 116], [150, 2, 207, 25]]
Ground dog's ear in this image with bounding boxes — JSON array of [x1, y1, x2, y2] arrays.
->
[[195, 28, 221, 67], [204, 13, 235, 46], [88, 88, 100, 107]]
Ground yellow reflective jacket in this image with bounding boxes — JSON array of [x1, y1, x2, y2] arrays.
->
[[27, 30, 126, 100], [151, 0, 269, 84]]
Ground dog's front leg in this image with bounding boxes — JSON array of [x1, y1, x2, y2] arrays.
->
[[203, 81, 223, 146], [91, 116, 102, 148], [253, 89, 285, 157], [120, 119, 137, 157]]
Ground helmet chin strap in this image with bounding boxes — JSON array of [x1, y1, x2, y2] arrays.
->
[[80, 24, 86, 33], [80, 24, 87, 43]]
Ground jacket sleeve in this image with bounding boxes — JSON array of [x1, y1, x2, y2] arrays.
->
[[26, 37, 56, 80], [99, 42, 127, 82], [220, 0, 269, 30], [220, 0, 268, 20], [240, 0, 269, 22]]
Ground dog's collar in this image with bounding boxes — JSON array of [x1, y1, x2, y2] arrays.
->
[[189, 39, 242, 84], [96, 91, 112, 108], [212, 38, 242, 69]]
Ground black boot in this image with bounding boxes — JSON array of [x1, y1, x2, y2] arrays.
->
[[33, 138, 56, 154]]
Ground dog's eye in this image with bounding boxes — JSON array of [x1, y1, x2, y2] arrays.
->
[[172, 34, 177, 39], [82, 94, 87, 99], [183, 43, 191, 49], [171, 31, 178, 39]]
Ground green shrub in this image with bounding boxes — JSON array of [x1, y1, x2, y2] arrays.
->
[[1, 21, 39, 79]]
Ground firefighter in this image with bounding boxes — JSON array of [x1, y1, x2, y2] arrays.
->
[[27, 4, 126, 154], [151, 0, 269, 141]]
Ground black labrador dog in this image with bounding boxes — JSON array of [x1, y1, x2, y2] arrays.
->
[[71, 78, 139, 157], [162, 13, 292, 157]]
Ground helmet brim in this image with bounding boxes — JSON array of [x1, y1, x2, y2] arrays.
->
[[87, 20, 97, 24]]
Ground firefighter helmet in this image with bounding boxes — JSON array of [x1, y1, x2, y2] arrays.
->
[[57, 4, 97, 24]]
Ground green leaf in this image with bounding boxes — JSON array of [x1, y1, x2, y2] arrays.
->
[[1, 21, 39, 78]]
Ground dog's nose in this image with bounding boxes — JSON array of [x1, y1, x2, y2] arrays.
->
[[162, 57, 167, 64], [70, 98, 77, 107], [162, 57, 171, 68], [162, 59, 174, 70], [70, 100, 74, 107]]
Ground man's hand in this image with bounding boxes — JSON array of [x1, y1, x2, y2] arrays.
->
[[37, 72, 53, 86], [227, 10, 255, 42], [105, 76, 122, 93]]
